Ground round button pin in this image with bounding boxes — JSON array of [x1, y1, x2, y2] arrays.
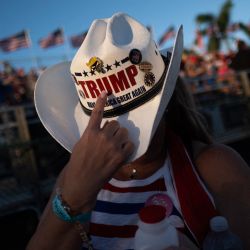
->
[[145, 193, 173, 217], [129, 49, 142, 65], [139, 61, 153, 72], [144, 72, 155, 87]]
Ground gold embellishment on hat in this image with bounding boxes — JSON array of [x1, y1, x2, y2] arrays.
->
[[144, 72, 155, 87], [139, 61, 153, 73], [86, 57, 106, 74], [81, 56, 130, 78]]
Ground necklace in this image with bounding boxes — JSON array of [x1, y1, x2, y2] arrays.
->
[[123, 163, 138, 179], [123, 153, 165, 180], [130, 168, 137, 179]]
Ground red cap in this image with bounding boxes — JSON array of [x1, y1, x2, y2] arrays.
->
[[139, 205, 166, 224]]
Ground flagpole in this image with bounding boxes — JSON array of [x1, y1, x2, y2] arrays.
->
[[26, 29, 39, 70], [62, 27, 72, 61]]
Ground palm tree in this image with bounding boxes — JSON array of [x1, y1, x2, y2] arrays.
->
[[238, 22, 250, 38], [195, 0, 250, 52]]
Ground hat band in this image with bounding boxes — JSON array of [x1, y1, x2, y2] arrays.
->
[[80, 64, 168, 118]]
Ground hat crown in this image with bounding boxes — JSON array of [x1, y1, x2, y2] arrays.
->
[[72, 13, 151, 62], [70, 12, 166, 118], [107, 13, 149, 47]]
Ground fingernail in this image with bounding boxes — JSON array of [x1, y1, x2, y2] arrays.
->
[[100, 91, 107, 99]]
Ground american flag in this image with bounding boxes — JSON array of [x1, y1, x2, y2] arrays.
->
[[0, 30, 30, 52], [39, 28, 64, 49], [158, 26, 175, 47], [70, 31, 87, 48]]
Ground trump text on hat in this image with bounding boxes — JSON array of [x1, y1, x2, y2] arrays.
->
[[73, 65, 138, 99]]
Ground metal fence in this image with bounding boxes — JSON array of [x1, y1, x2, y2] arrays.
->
[[0, 104, 69, 218], [190, 70, 250, 143]]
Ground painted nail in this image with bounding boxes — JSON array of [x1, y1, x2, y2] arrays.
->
[[100, 90, 107, 98]]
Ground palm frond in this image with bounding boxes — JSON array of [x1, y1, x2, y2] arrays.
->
[[238, 22, 250, 37], [217, 0, 233, 33], [196, 14, 215, 24]]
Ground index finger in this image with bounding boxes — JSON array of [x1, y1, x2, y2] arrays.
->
[[87, 91, 107, 130]]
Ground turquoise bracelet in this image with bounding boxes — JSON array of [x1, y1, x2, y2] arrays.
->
[[52, 194, 91, 224]]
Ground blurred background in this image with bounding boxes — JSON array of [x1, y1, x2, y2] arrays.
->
[[0, 0, 250, 249]]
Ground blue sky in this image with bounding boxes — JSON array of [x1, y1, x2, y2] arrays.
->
[[1, 0, 250, 70]]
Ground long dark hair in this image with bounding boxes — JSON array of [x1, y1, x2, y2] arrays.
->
[[166, 77, 213, 147]]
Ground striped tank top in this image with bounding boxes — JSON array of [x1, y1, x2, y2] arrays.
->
[[85, 157, 191, 250]]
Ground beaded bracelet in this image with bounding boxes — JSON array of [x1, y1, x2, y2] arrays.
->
[[75, 221, 94, 250], [52, 189, 94, 249], [52, 194, 91, 223]]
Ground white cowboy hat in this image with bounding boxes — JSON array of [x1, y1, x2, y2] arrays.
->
[[35, 12, 183, 160]]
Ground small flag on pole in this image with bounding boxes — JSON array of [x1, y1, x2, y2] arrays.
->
[[0, 30, 30, 52], [158, 26, 175, 47], [39, 28, 64, 49], [70, 31, 87, 48], [194, 29, 203, 49]]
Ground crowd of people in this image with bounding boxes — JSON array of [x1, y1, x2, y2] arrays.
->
[[0, 40, 250, 106], [180, 40, 250, 95], [0, 62, 39, 105]]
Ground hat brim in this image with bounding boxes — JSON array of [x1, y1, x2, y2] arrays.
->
[[34, 26, 183, 161]]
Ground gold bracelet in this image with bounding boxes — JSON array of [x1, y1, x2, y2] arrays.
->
[[74, 221, 94, 250]]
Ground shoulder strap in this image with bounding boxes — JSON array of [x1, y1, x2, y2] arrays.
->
[[166, 129, 218, 246]]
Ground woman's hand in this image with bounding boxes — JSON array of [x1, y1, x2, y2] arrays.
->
[[61, 91, 134, 212]]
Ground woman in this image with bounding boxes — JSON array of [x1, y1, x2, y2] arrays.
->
[[27, 13, 250, 249]]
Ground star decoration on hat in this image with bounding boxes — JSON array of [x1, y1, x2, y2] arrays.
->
[[106, 64, 112, 72], [90, 69, 96, 76], [114, 60, 121, 68], [83, 70, 88, 77]]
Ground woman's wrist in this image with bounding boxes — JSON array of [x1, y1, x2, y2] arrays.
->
[[61, 189, 95, 214], [52, 194, 92, 224], [52, 188, 93, 224]]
